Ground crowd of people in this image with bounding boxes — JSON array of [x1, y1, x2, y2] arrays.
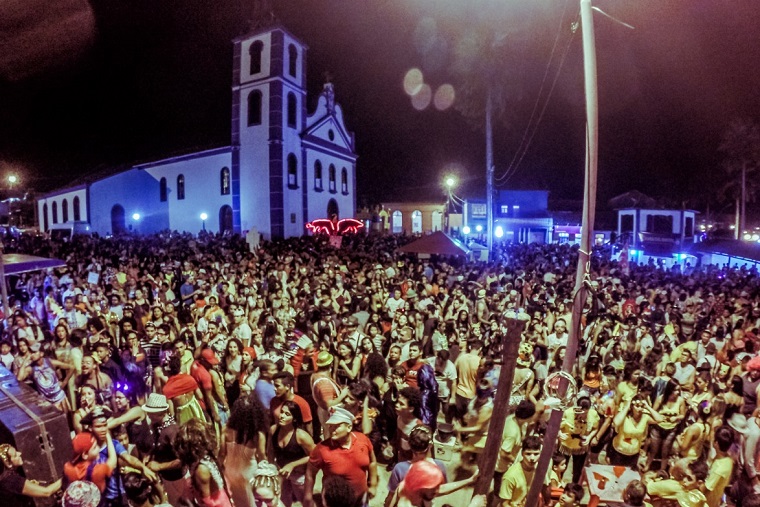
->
[[0, 230, 759, 507]]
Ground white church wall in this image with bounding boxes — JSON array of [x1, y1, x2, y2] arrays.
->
[[37, 186, 88, 231], [142, 150, 232, 234], [239, 32, 272, 85], [89, 169, 170, 235]]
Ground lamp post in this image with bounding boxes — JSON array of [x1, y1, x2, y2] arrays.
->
[[7, 174, 18, 227], [444, 176, 456, 234], [200, 213, 208, 231], [523, 0, 600, 505]]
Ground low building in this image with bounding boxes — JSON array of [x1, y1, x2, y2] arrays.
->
[[37, 20, 357, 239], [379, 202, 446, 234]]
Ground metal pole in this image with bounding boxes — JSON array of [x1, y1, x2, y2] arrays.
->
[[0, 240, 8, 321], [523, 0, 599, 504], [741, 161, 747, 235], [486, 87, 494, 257]]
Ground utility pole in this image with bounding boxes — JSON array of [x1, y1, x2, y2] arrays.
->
[[486, 86, 494, 257], [523, 0, 599, 504], [473, 315, 529, 495], [741, 160, 747, 235]]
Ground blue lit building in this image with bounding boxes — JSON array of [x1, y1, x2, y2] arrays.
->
[[37, 22, 357, 239], [464, 190, 553, 244]]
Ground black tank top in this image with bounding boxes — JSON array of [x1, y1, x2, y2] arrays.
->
[[272, 427, 306, 469]]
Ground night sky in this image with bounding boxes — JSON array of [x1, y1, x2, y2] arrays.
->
[[1, 0, 759, 211]]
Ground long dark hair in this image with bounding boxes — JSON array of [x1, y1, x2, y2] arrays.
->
[[279, 400, 305, 430], [227, 393, 269, 444], [174, 419, 217, 467]]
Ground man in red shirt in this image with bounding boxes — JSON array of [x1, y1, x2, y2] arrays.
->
[[304, 407, 378, 507], [271, 371, 314, 436]]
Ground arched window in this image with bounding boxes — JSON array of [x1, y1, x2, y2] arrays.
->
[[73, 196, 81, 221], [392, 211, 403, 234], [287, 93, 297, 128], [288, 44, 298, 77], [341, 168, 348, 194], [62, 199, 69, 223], [431, 211, 442, 232], [160, 177, 167, 202], [287, 154, 298, 188], [220, 167, 230, 195], [52, 201, 58, 224], [43, 203, 48, 231], [248, 90, 262, 126], [314, 161, 323, 190], [177, 174, 185, 200], [329, 164, 336, 193], [249, 40, 264, 75], [411, 210, 422, 233]]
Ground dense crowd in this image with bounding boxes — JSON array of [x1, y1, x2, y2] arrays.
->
[[0, 230, 759, 507]]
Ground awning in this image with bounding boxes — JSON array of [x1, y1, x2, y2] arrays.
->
[[398, 231, 469, 256], [3, 254, 66, 276]]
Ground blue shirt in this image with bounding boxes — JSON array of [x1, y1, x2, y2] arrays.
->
[[388, 459, 448, 492], [97, 440, 127, 500], [255, 379, 276, 409]]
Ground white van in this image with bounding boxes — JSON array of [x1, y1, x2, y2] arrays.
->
[[47, 221, 93, 240]]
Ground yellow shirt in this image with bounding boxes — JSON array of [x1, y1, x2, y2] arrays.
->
[[704, 456, 733, 507], [646, 479, 684, 500], [559, 407, 600, 452], [613, 414, 652, 455], [499, 460, 534, 506], [617, 382, 637, 403], [496, 415, 522, 473]]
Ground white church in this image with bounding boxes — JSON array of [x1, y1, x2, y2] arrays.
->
[[37, 21, 357, 239]]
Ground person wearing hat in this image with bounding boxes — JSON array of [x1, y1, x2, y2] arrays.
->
[[141, 393, 187, 506], [304, 407, 378, 507], [340, 316, 366, 352], [62, 481, 101, 507], [193, 348, 229, 428], [311, 351, 348, 434], [64, 431, 117, 492], [81, 405, 158, 506], [162, 354, 206, 425]]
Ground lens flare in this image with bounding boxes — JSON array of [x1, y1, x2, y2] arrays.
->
[[434, 84, 455, 111], [411, 83, 432, 111], [403, 68, 424, 96]]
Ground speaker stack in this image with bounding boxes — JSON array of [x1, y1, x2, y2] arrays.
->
[[0, 365, 72, 507]]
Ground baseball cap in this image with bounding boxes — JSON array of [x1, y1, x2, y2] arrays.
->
[[201, 348, 220, 365], [72, 433, 95, 456]]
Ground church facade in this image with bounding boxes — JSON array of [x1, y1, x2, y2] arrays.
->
[[37, 23, 357, 239]]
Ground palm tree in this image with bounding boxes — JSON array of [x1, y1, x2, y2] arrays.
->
[[719, 118, 760, 238], [448, 11, 531, 252]]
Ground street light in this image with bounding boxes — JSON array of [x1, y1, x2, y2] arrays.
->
[[132, 213, 140, 221], [443, 175, 456, 234], [6, 175, 18, 227], [200, 213, 208, 231]]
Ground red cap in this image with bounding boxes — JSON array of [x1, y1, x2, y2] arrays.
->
[[201, 348, 220, 365], [72, 432, 95, 456]]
